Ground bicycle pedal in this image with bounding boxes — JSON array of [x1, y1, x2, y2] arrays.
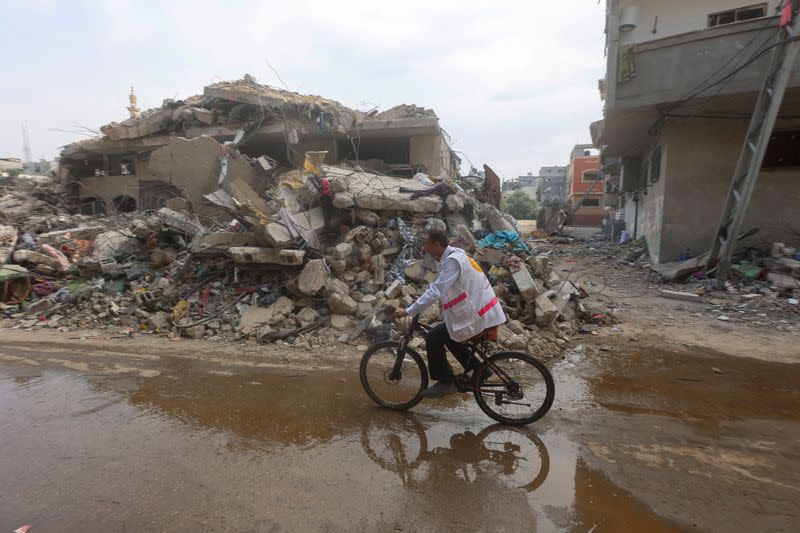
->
[[453, 374, 471, 392]]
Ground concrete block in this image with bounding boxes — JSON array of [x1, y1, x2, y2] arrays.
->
[[329, 292, 357, 315], [445, 194, 465, 212], [454, 224, 477, 248], [545, 270, 563, 290], [768, 272, 800, 289], [385, 279, 403, 299], [237, 304, 274, 334], [298, 259, 329, 296], [405, 261, 426, 282], [778, 257, 800, 272], [256, 156, 275, 173], [354, 208, 380, 225], [296, 307, 320, 324], [511, 265, 544, 302], [479, 247, 505, 265], [534, 292, 558, 327], [265, 223, 294, 245], [229, 247, 305, 266], [527, 255, 550, 278], [333, 242, 353, 260], [332, 192, 355, 208]]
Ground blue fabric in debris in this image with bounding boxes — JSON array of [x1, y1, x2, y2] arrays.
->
[[477, 230, 532, 254], [387, 218, 416, 283]]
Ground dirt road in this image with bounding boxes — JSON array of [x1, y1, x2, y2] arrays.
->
[[1, 324, 798, 532]]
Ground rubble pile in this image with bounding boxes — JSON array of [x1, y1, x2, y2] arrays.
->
[[541, 230, 799, 332], [0, 160, 594, 355]]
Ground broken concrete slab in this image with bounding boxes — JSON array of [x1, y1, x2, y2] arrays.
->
[[157, 208, 202, 236], [93, 230, 139, 261], [229, 247, 305, 266], [12, 250, 55, 268], [511, 264, 544, 302], [658, 290, 703, 302], [237, 304, 273, 335], [37, 226, 107, 245], [224, 176, 270, 214], [190, 232, 263, 255], [298, 259, 329, 296], [651, 253, 710, 281]]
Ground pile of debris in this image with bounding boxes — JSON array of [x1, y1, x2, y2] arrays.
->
[[1, 159, 592, 356]]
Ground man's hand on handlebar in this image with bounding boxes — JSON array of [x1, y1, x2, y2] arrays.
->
[[394, 307, 408, 319]]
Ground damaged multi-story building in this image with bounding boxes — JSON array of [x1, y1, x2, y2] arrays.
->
[[593, 1, 800, 263], [58, 76, 460, 216]]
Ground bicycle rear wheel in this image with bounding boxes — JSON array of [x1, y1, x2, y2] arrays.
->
[[473, 352, 554, 426], [360, 341, 428, 410]]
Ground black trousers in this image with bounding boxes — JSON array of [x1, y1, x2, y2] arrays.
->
[[425, 323, 478, 382]]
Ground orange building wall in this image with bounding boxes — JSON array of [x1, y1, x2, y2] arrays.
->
[[569, 155, 604, 226], [569, 156, 601, 195]]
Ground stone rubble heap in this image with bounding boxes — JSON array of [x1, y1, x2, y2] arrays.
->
[[0, 165, 596, 356], [539, 230, 799, 332]]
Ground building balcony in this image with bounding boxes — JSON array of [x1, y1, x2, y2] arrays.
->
[[606, 16, 799, 112]]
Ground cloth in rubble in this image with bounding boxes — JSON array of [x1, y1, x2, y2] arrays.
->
[[387, 218, 416, 283], [477, 230, 532, 254], [408, 182, 455, 200]]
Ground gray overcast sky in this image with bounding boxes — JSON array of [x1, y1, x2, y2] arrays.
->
[[1, 0, 606, 179]]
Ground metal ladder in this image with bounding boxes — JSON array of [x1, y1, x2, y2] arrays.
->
[[708, 2, 800, 283]]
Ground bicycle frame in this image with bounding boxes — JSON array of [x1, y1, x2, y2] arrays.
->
[[390, 315, 518, 391]]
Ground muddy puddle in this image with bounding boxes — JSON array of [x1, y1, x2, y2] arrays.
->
[[0, 354, 698, 532]]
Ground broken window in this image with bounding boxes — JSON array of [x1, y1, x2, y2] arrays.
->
[[763, 130, 800, 168], [582, 198, 600, 207], [582, 171, 602, 182], [112, 195, 137, 213], [78, 197, 107, 216], [650, 146, 662, 183], [708, 4, 766, 28]]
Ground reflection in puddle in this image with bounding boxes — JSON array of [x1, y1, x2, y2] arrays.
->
[[361, 415, 550, 492], [0, 358, 694, 532]]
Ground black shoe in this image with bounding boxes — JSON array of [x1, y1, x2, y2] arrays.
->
[[422, 380, 457, 398], [466, 365, 493, 382]]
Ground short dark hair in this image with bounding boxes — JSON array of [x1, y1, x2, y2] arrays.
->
[[426, 230, 449, 248]]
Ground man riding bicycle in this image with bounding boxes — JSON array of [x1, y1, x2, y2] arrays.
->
[[395, 230, 507, 398]]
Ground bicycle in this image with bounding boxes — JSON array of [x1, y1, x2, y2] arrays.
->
[[359, 316, 555, 426]]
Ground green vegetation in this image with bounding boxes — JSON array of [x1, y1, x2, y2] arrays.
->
[[502, 190, 540, 220]]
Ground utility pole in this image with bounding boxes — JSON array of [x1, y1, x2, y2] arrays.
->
[[22, 122, 33, 163], [707, 1, 800, 284]]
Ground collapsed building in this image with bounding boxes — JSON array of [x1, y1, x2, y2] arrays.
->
[[0, 76, 602, 352], [58, 76, 460, 216]]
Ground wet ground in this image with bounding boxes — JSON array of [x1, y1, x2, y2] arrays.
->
[[0, 339, 798, 532]]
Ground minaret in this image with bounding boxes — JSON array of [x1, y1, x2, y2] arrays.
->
[[126, 85, 141, 119]]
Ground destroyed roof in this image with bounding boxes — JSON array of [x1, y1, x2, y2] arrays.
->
[[60, 75, 445, 160], [373, 104, 437, 120]]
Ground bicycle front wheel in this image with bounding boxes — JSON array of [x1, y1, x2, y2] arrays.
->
[[360, 341, 428, 410], [473, 352, 554, 426]]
